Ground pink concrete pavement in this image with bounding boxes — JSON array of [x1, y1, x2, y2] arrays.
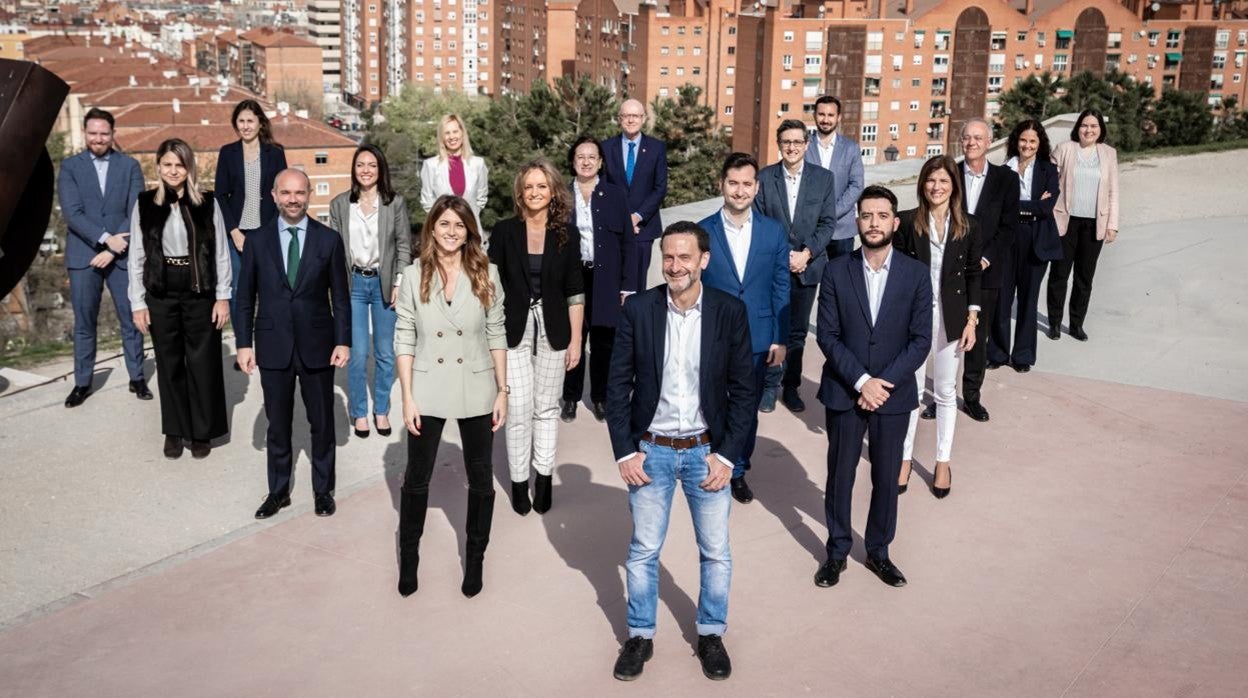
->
[[1, 361, 1246, 696]]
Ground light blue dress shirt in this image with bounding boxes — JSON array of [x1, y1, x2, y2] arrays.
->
[[277, 216, 309, 276]]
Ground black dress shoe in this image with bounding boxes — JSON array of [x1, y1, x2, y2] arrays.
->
[[758, 388, 777, 413], [865, 557, 908, 587], [353, 419, 370, 438], [374, 416, 392, 437], [560, 399, 577, 423], [129, 379, 153, 400], [511, 481, 531, 516], [315, 492, 336, 516], [163, 436, 184, 460], [255, 493, 291, 519], [64, 385, 92, 408], [920, 402, 936, 420], [730, 476, 753, 504], [781, 387, 806, 413], [898, 463, 912, 494], [592, 401, 608, 422], [190, 440, 211, 459], [1046, 325, 1061, 340], [1070, 326, 1089, 342], [814, 558, 847, 588], [696, 634, 732, 681], [1012, 364, 1031, 373], [931, 463, 952, 499], [612, 637, 654, 681], [986, 361, 1004, 370], [962, 400, 990, 422]]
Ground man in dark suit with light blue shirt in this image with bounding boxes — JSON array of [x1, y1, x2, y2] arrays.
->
[[814, 185, 931, 589], [804, 96, 864, 262], [57, 107, 149, 407], [699, 152, 790, 505], [601, 98, 668, 290], [236, 169, 351, 520], [754, 119, 838, 415]]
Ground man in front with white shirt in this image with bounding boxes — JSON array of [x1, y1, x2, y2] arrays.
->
[[814, 186, 931, 589], [805, 96, 865, 264], [606, 222, 755, 682]]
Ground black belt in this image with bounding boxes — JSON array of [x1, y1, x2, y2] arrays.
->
[[164, 256, 191, 267], [642, 431, 710, 450], [583, 260, 595, 269], [1018, 211, 1036, 221], [352, 265, 379, 277]]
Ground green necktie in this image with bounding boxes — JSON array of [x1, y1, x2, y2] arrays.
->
[[286, 227, 301, 287]]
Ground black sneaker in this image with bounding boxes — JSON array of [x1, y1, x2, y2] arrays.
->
[[696, 634, 732, 680], [612, 637, 653, 681]]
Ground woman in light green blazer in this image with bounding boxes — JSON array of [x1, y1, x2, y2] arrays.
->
[[393, 194, 507, 599]]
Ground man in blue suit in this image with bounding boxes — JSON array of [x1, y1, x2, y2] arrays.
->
[[58, 107, 149, 407], [601, 98, 668, 291], [236, 169, 351, 520], [754, 119, 838, 415], [804, 96, 864, 262], [698, 152, 790, 504], [814, 185, 931, 589], [606, 221, 754, 682]]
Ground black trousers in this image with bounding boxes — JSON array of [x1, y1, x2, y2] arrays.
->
[[1047, 216, 1103, 331], [259, 351, 336, 496], [961, 285, 999, 404], [403, 413, 494, 495], [765, 278, 819, 393], [824, 408, 907, 561], [991, 222, 1048, 367], [629, 237, 654, 292], [562, 266, 616, 404], [146, 266, 227, 441]]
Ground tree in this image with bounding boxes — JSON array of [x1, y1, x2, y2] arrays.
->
[[1058, 70, 1153, 152], [1148, 88, 1213, 147], [649, 84, 729, 206], [995, 71, 1063, 137]]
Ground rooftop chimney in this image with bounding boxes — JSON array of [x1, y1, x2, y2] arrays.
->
[[905, 0, 914, 14], [1024, 0, 1034, 15]]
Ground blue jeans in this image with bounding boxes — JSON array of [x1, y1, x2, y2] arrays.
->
[[626, 441, 732, 639], [734, 351, 769, 478], [348, 273, 397, 419]]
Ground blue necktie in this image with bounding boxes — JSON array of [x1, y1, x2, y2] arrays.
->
[[625, 141, 636, 186]]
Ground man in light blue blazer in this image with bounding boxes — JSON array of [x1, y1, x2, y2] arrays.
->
[[57, 107, 148, 408], [804, 96, 864, 261], [699, 152, 790, 504]]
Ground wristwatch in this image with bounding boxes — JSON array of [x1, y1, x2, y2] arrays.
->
[[499, 385, 511, 394]]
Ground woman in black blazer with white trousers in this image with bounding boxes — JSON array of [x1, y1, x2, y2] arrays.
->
[[488, 159, 584, 517], [214, 99, 287, 360], [994, 119, 1062, 371], [894, 155, 983, 499]]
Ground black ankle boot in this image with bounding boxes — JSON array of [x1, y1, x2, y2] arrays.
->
[[462, 490, 495, 598], [511, 480, 531, 516], [397, 488, 429, 597], [532, 473, 553, 514]]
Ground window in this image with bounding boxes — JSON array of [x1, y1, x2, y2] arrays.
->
[[989, 54, 1005, 74], [991, 32, 1007, 50], [803, 77, 820, 98], [889, 100, 900, 111], [317, 213, 330, 223], [909, 100, 920, 111], [1054, 54, 1068, 73], [892, 79, 902, 88], [694, 26, 702, 36], [914, 31, 925, 48], [913, 54, 923, 66], [806, 31, 823, 52], [805, 56, 823, 74], [892, 54, 903, 70], [1106, 54, 1121, 72], [727, 46, 735, 55], [1237, 51, 1246, 68], [692, 66, 701, 76], [660, 46, 669, 55], [987, 76, 1003, 94], [925, 144, 943, 157], [1166, 30, 1180, 49], [1108, 32, 1122, 49], [864, 77, 881, 96], [911, 78, 922, 87], [693, 46, 702, 56], [1235, 73, 1242, 84], [933, 55, 949, 73], [316, 182, 330, 196], [865, 55, 881, 74], [1056, 35, 1070, 50], [926, 122, 943, 140], [1037, 32, 1046, 48], [782, 55, 793, 69], [315, 152, 328, 165], [726, 66, 734, 75], [934, 31, 950, 51], [895, 32, 906, 42], [1213, 52, 1226, 70], [780, 102, 790, 113], [861, 147, 876, 165], [889, 123, 899, 139], [908, 123, 917, 133], [677, 26, 686, 35], [659, 66, 668, 76], [1016, 54, 1026, 70], [724, 105, 734, 115], [1035, 54, 1044, 68], [1164, 53, 1181, 70], [1211, 74, 1224, 90], [906, 146, 917, 157], [725, 85, 733, 95], [863, 101, 879, 120], [931, 77, 947, 95], [1148, 31, 1160, 47], [1216, 31, 1229, 49], [861, 124, 877, 143], [1017, 31, 1028, 43], [783, 31, 794, 42], [930, 100, 946, 117], [661, 26, 669, 35], [675, 67, 684, 76], [659, 87, 669, 97], [676, 46, 685, 56], [867, 32, 883, 51]]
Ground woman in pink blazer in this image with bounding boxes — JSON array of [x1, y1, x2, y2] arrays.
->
[[1047, 109, 1119, 342]]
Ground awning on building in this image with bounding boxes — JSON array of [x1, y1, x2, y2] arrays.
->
[[1056, 30, 1074, 39], [1166, 52, 1183, 62]]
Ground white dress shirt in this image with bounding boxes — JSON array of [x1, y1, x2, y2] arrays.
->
[[349, 203, 380, 269], [783, 162, 804, 221], [963, 161, 988, 215], [576, 179, 596, 264], [650, 288, 706, 437], [816, 132, 837, 171], [1005, 156, 1033, 202], [720, 209, 752, 281], [127, 199, 233, 311], [853, 248, 894, 392]]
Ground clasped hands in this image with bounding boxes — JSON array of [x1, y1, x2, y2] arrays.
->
[[857, 377, 893, 411], [789, 248, 813, 274]]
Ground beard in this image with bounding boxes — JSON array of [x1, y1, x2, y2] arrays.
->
[[859, 228, 894, 250]]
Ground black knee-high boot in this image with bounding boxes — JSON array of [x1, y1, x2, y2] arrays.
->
[[398, 488, 429, 597], [461, 489, 495, 598]]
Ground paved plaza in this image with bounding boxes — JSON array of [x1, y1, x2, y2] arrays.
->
[[1, 151, 1246, 696]]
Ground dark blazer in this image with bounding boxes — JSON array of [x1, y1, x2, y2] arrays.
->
[[753, 162, 838, 287], [600, 134, 668, 242], [571, 179, 636, 328], [606, 285, 755, 464], [698, 210, 791, 355], [57, 149, 145, 269], [960, 161, 1019, 289], [1018, 158, 1063, 262], [815, 249, 932, 415], [214, 140, 287, 233], [235, 217, 351, 370], [488, 216, 585, 350], [894, 209, 983, 342]]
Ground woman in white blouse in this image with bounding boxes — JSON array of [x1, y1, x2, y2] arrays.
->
[[420, 114, 490, 236], [129, 138, 233, 460], [330, 144, 413, 439]]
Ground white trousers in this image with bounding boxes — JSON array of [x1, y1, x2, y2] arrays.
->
[[506, 304, 566, 482], [903, 306, 960, 462]]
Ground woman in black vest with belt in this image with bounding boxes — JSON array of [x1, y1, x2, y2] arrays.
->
[[129, 138, 233, 459]]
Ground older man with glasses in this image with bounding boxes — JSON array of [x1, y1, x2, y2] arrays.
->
[[600, 99, 668, 291]]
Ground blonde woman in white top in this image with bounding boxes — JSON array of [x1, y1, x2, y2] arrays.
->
[[420, 114, 490, 235]]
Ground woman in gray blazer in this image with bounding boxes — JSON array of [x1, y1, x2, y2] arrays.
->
[[330, 144, 412, 438], [394, 195, 508, 599]]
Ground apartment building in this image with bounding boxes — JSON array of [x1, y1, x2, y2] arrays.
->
[[308, 0, 342, 95]]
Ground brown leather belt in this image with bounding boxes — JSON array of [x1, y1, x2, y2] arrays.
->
[[642, 431, 710, 449]]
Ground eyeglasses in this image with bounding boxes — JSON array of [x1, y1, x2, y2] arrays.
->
[[778, 139, 807, 148]]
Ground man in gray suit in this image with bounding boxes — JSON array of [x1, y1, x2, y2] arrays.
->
[[57, 107, 148, 407], [752, 120, 837, 428], [804, 96, 864, 262]]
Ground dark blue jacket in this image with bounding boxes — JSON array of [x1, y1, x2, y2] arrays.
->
[[698, 210, 791, 355], [1021, 158, 1063, 262], [57, 149, 145, 269], [600, 134, 668, 242], [606, 285, 755, 464], [816, 249, 932, 415], [571, 179, 637, 328], [234, 217, 351, 370], [214, 140, 287, 232]]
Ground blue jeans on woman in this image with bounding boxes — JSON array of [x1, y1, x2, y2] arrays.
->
[[348, 272, 397, 420], [625, 440, 732, 639]]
